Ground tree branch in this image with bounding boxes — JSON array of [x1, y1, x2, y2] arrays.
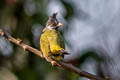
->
[[0, 29, 106, 80]]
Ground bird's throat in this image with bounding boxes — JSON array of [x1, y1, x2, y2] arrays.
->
[[46, 26, 53, 30], [46, 26, 58, 30]]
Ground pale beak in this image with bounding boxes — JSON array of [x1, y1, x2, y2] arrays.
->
[[57, 22, 63, 27]]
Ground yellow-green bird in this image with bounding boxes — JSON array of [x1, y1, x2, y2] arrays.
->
[[40, 13, 68, 61]]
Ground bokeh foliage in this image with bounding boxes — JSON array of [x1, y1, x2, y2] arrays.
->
[[0, 0, 106, 80], [0, 0, 81, 80]]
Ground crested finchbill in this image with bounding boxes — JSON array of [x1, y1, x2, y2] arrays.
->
[[40, 13, 69, 61]]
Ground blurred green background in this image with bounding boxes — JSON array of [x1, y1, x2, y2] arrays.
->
[[0, 0, 118, 80], [0, 0, 80, 80]]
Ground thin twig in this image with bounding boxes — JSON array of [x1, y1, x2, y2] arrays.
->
[[0, 29, 106, 80]]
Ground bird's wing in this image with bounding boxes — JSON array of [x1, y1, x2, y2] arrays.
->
[[57, 31, 65, 49], [57, 31, 70, 55], [48, 30, 64, 52]]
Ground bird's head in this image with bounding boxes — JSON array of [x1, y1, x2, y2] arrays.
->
[[45, 13, 63, 30]]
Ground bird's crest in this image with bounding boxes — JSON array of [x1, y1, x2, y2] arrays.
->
[[50, 12, 58, 18], [45, 12, 58, 28]]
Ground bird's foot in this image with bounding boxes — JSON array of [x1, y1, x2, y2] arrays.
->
[[45, 57, 58, 66], [51, 61, 58, 66]]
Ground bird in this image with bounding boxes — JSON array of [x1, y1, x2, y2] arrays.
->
[[40, 13, 69, 62]]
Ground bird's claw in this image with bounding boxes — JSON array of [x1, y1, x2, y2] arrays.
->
[[45, 57, 58, 66]]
